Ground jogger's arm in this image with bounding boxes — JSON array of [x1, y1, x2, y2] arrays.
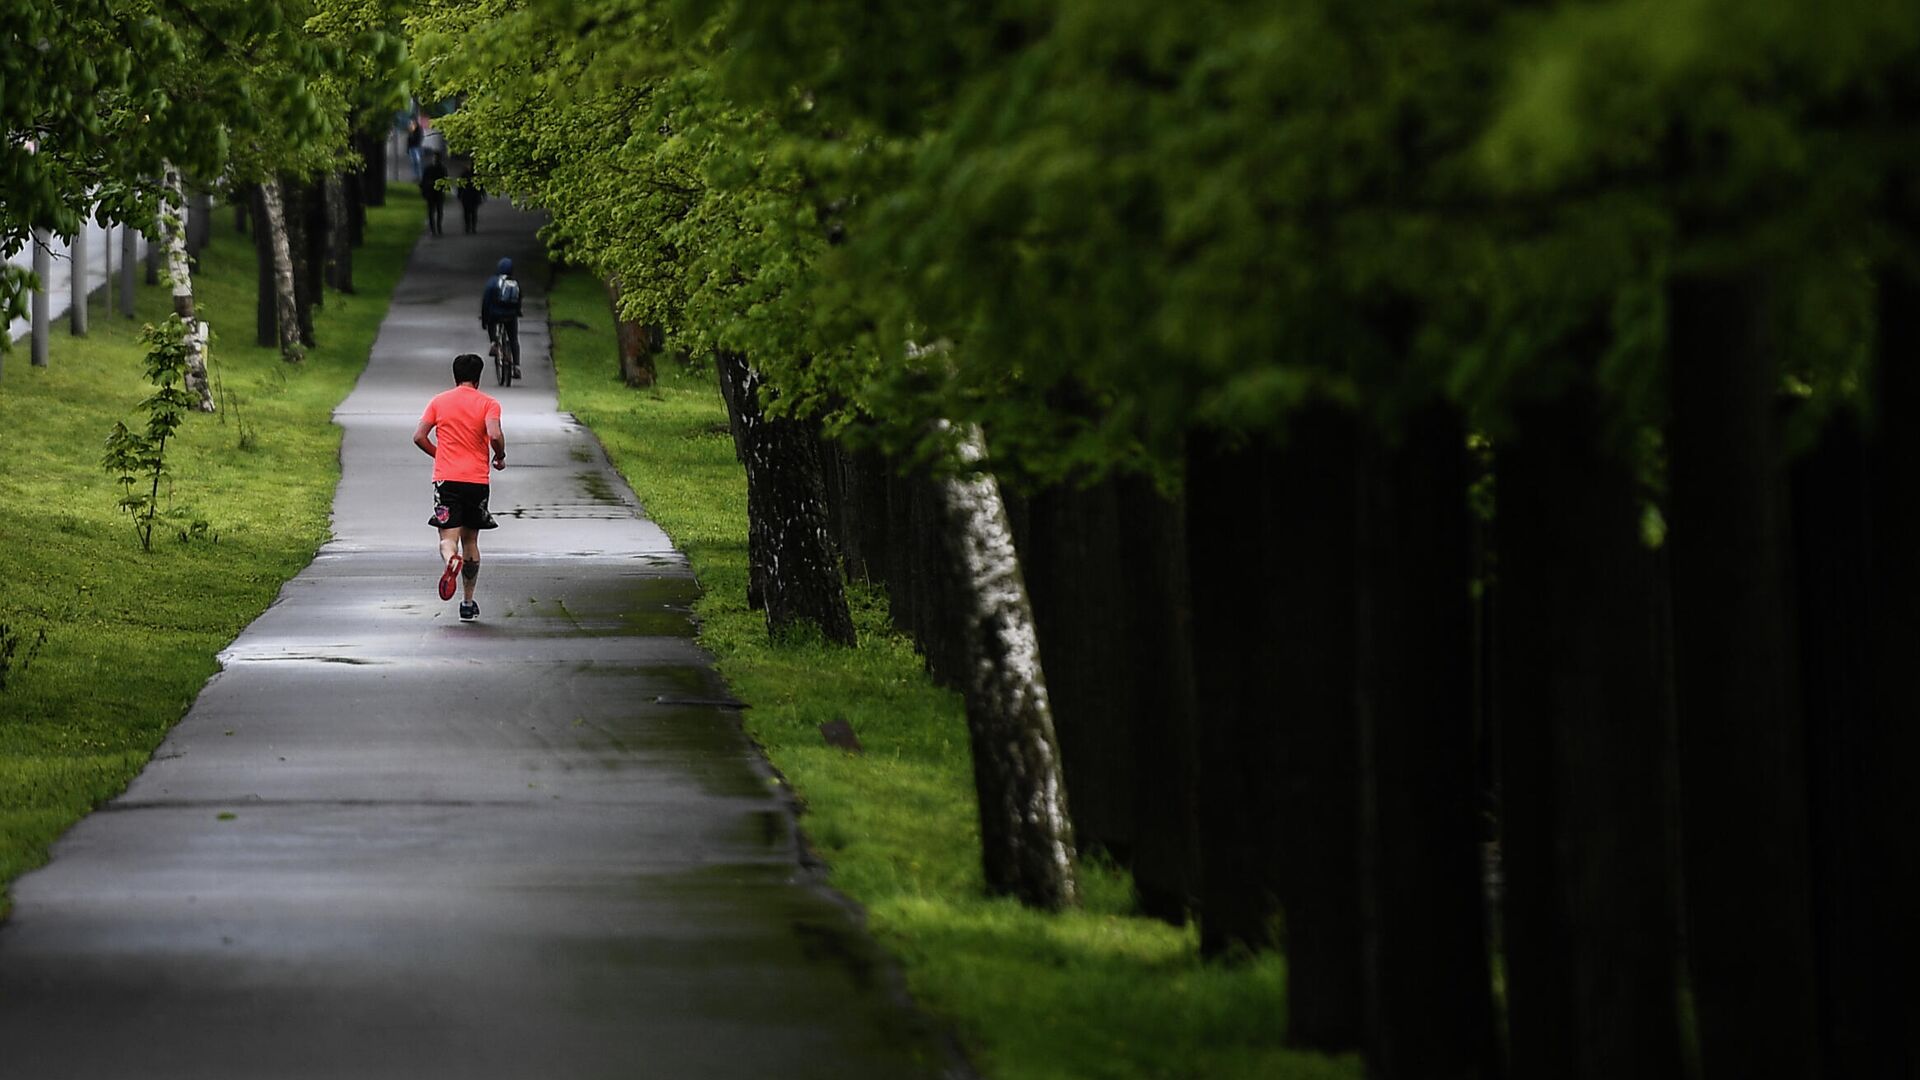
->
[[412, 419, 437, 459], [488, 416, 506, 469]]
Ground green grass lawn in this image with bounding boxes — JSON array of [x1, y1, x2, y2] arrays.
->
[[547, 268, 1362, 1080], [0, 190, 423, 913]]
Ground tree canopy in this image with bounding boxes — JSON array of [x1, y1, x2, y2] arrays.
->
[[0, 0, 410, 337], [410, 0, 1916, 484]]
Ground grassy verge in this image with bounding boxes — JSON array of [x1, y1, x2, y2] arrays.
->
[[547, 267, 1361, 1080], [0, 189, 423, 913]]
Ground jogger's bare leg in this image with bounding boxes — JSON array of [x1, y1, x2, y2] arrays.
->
[[460, 527, 481, 602], [438, 527, 462, 565]]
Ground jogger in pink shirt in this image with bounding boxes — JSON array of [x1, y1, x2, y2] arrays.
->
[[412, 353, 506, 620]]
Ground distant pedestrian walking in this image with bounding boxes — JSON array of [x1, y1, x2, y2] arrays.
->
[[406, 119, 424, 181], [412, 353, 506, 621], [456, 166, 486, 234], [421, 152, 448, 237]]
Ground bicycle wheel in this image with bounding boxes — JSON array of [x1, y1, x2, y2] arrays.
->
[[493, 340, 511, 387]]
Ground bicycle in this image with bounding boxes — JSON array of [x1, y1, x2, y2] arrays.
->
[[488, 321, 515, 387]]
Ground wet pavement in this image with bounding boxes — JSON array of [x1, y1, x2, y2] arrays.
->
[[0, 205, 960, 1078]]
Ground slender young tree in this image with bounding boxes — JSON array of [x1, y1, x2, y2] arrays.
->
[[256, 177, 305, 364], [159, 163, 214, 412]]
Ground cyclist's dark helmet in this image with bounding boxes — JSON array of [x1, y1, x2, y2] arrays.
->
[[497, 257, 512, 275]]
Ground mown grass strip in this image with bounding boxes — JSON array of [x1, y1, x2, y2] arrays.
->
[[547, 266, 1360, 1080], [0, 191, 424, 913]]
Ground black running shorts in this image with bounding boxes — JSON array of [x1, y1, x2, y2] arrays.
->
[[428, 480, 499, 530]]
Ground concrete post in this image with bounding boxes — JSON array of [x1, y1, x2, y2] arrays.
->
[[103, 223, 114, 318], [31, 228, 50, 366], [69, 225, 88, 335], [121, 226, 137, 316]]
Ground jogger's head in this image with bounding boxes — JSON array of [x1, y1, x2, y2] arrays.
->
[[452, 353, 484, 385]]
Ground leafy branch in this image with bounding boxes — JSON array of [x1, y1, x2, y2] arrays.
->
[[102, 316, 198, 551]]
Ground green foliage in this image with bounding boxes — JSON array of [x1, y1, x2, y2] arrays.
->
[[548, 264, 1358, 1079], [101, 318, 199, 551], [0, 1, 412, 342], [414, 0, 1917, 487]]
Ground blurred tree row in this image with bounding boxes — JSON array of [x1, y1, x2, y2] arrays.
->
[[0, 0, 410, 370], [412, 1, 1919, 1077]]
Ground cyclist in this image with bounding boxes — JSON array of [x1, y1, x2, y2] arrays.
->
[[412, 353, 506, 621], [480, 257, 523, 379]]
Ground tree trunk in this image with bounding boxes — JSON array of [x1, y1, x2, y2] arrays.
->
[[817, 437, 859, 581], [356, 130, 387, 207], [1497, 373, 1683, 1080], [29, 228, 48, 368], [1114, 473, 1200, 925], [68, 222, 88, 336], [1864, 256, 1920, 1077], [843, 446, 892, 585], [883, 465, 917, 633], [186, 187, 211, 261], [1186, 431, 1284, 956], [714, 351, 856, 644], [102, 222, 113, 321], [1790, 406, 1898, 1080], [1021, 476, 1136, 864], [714, 350, 769, 611], [607, 279, 657, 387], [876, 461, 968, 687], [1267, 405, 1365, 1051], [256, 179, 305, 364], [1666, 272, 1818, 1080], [1791, 255, 1920, 1079], [930, 420, 1079, 910], [160, 163, 214, 412], [249, 185, 276, 348], [346, 167, 366, 248], [119, 223, 135, 318], [325, 172, 353, 294], [913, 469, 971, 686], [304, 177, 326, 314], [1354, 403, 1497, 1080], [284, 176, 319, 344]]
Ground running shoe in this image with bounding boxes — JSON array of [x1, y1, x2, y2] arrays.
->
[[459, 600, 479, 621], [438, 554, 463, 601]]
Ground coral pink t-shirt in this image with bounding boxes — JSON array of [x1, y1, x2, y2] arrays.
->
[[421, 385, 501, 483]]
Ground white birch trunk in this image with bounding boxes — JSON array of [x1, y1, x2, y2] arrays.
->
[[161, 162, 215, 412], [257, 178, 305, 363], [933, 419, 1079, 909]]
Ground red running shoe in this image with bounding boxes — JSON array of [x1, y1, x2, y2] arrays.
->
[[437, 554, 463, 601]]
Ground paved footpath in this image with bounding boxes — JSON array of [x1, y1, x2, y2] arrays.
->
[[0, 205, 959, 1079]]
